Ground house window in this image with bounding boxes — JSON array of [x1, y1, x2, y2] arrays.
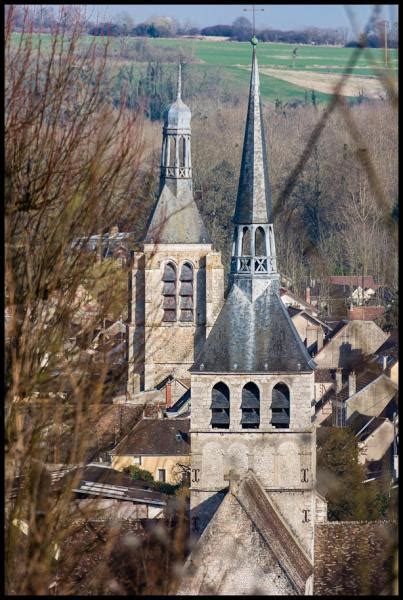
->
[[271, 383, 290, 428], [241, 382, 260, 429], [211, 382, 230, 429], [162, 262, 177, 322], [133, 456, 142, 465], [179, 262, 194, 322], [157, 468, 166, 482]]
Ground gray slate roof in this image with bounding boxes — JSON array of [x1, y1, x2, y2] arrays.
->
[[234, 47, 272, 224], [191, 282, 315, 373], [144, 179, 210, 244], [110, 417, 190, 456]]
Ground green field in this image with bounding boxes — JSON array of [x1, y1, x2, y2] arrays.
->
[[11, 33, 398, 104], [146, 37, 398, 102]]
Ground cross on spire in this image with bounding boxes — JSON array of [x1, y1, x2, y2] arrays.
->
[[243, 4, 265, 36]]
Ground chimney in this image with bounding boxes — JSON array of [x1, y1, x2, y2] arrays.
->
[[336, 368, 342, 392], [306, 286, 311, 304], [382, 355, 388, 370], [348, 371, 356, 396], [165, 381, 172, 408]]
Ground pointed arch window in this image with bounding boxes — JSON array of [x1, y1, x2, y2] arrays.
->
[[241, 382, 260, 429], [162, 262, 177, 322], [242, 226, 251, 255], [179, 262, 193, 322], [211, 382, 230, 429], [255, 226, 266, 256], [271, 383, 290, 428]]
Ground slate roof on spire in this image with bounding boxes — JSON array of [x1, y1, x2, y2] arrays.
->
[[144, 181, 210, 244], [191, 283, 316, 373], [234, 45, 272, 224]]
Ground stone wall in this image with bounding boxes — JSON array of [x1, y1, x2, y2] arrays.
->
[[346, 374, 396, 419], [190, 371, 316, 556], [315, 321, 388, 369], [127, 246, 224, 394]]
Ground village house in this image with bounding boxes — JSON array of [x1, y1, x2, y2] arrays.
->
[[61, 463, 168, 519], [110, 417, 190, 484], [313, 318, 388, 369]]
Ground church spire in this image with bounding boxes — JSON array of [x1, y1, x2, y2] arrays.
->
[[191, 38, 315, 374], [144, 63, 210, 245], [231, 39, 277, 283]]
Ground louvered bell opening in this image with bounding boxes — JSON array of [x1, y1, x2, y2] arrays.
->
[[163, 309, 176, 322], [162, 263, 176, 282], [211, 408, 229, 428], [179, 281, 193, 295], [211, 386, 230, 409], [271, 408, 290, 428], [241, 408, 260, 428], [271, 388, 289, 409], [180, 264, 193, 281], [162, 281, 176, 295], [180, 309, 193, 322], [163, 296, 176, 309], [241, 388, 260, 409], [180, 296, 193, 309]]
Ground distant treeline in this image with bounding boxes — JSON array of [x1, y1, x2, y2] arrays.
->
[[7, 6, 398, 49]]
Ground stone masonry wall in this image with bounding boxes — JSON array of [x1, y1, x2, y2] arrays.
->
[[127, 245, 224, 394], [190, 371, 316, 556]]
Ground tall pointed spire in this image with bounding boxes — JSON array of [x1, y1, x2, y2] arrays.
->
[[230, 38, 277, 286], [191, 37, 315, 374], [234, 41, 272, 225]]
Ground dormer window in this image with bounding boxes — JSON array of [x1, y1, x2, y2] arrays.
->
[[271, 383, 290, 428], [162, 262, 177, 322], [211, 382, 230, 429], [179, 262, 194, 322], [241, 382, 260, 429]]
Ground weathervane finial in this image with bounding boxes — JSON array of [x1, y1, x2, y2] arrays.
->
[[243, 4, 265, 39]]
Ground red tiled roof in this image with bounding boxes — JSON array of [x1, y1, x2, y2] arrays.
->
[[314, 521, 397, 595], [328, 275, 379, 289], [348, 306, 385, 321]]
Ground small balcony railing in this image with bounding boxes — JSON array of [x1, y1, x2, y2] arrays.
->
[[231, 256, 277, 275], [161, 166, 192, 178]]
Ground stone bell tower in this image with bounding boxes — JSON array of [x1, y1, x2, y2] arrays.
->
[[127, 65, 224, 396], [189, 39, 318, 576]]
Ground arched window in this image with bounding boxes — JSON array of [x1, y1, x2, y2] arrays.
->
[[168, 137, 175, 167], [241, 382, 260, 429], [242, 226, 250, 255], [271, 383, 290, 428], [211, 382, 230, 429], [162, 262, 177, 322], [255, 227, 266, 256], [179, 262, 193, 322]]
